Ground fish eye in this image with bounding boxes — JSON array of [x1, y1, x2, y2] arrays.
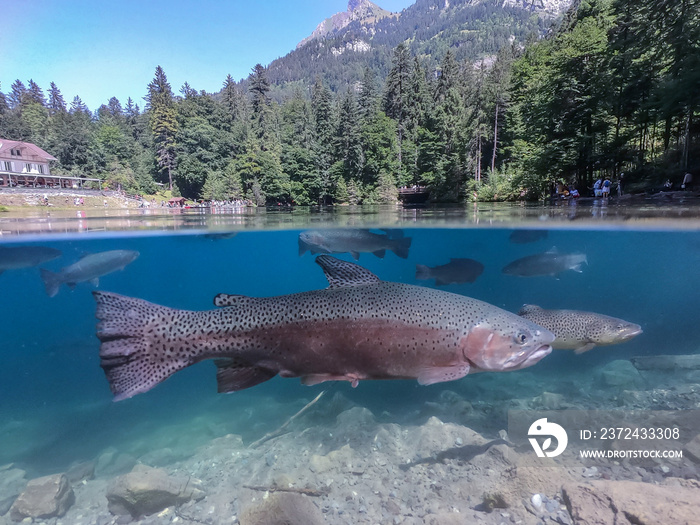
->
[[514, 331, 529, 345]]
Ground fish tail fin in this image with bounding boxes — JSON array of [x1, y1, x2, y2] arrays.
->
[[391, 236, 412, 259], [93, 291, 192, 401], [415, 264, 431, 280], [40, 268, 62, 297]]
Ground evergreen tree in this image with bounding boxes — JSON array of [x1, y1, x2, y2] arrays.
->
[[0, 83, 7, 115], [107, 97, 124, 118], [70, 96, 89, 114], [47, 82, 67, 115], [26, 80, 46, 106], [486, 44, 514, 173], [8, 80, 27, 109], [147, 66, 178, 190], [358, 67, 378, 122], [311, 77, 335, 202], [383, 43, 412, 173], [249, 64, 271, 116], [222, 74, 247, 124], [334, 88, 364, 184]]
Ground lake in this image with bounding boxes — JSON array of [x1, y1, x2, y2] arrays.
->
[[1, 200, 699, 524]]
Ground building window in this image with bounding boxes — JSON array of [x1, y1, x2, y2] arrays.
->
[[2, 161, 11, 171], [38, 164, 45, 174], [25, 163, 32, 172]]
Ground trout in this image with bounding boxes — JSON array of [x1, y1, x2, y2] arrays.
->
[[518, 304, 642, 354], [94, 256, 554, 401]]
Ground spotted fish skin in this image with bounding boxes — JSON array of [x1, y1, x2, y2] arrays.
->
[[517, 304, 642, 354], [94, 256, 554, 401]]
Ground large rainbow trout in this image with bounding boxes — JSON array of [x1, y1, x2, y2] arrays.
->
[[94, 256, 554, 401]]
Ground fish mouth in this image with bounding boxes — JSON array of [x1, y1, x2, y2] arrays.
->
[[620, 326, 643, 340], [532, 344, 553, 359], [504, 344, 552, 369]]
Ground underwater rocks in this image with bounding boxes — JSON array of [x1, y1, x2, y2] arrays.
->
[[598, 359, 644, 389], [9, 473, 74, 521], [106, 464, 205, 518], [239, 492, 325, 525], [562, 478, 700, 525], [0, 467, 26, 516]]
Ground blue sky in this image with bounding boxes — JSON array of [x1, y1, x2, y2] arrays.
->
[[1, 0, 415, 112]]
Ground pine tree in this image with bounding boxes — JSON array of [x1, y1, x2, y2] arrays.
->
[[8, 80, 27, 109], [222, 74, 247, 124], [47, 83, 67, 116], [107, 97, 124, 118], [383, 43, 412, 166], [312, 77, 334, 202], [145, 66, 174, 110], [486, 45, 514, 173], [358, 67, 378, 123], [26, 80, 46, 106], [180, 82, 197, 99], [147, 66, 178, 190], [334, 88, 364, 183], [70, 96, 89, 114], [249, 64, 271, 116]]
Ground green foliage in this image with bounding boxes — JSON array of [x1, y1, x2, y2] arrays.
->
[[2, 0, 697, 205]]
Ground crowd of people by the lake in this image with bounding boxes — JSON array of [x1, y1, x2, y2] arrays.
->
[[549, 170, 695, 201]]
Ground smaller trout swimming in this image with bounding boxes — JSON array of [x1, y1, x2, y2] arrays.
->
[[517, 304, 642, 354], [0, 246, 61, 274], [415, 258, 484, 285], [94, 256, 554, 401], [41, 249, 139, 297], [299, 229, 411, 260], [503, 248, 587, 277]]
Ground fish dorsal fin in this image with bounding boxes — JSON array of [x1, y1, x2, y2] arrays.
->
[[213, 293, 247, 307], [315, 255, 381, 288], [518, 304, 542, 315]]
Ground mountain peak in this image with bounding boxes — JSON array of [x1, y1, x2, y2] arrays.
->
[[297, 0, 393, 49]]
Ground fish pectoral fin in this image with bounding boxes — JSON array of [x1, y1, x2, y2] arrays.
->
[[90, 278, 99, 287], [417, 364, 470, 386], [301, 373, 361, 388], [214, 359, 277, 392], [350, 251, 360, 260], [372, 249, 386, 258], [213, 293, 249, 307], [574, 343, 597, 354]]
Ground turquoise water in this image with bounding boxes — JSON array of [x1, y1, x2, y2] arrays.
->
[[1, 211, 699, 522]]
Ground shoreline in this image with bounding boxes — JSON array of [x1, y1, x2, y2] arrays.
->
[[3, 187, 699, 212]]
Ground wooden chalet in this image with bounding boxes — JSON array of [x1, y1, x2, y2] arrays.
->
[[0, 139, 100, 189]]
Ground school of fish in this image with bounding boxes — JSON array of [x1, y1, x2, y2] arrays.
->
[[1, 228, 645, 402]]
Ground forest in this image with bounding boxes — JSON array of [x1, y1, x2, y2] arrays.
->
[[0, 0, 697, 204]]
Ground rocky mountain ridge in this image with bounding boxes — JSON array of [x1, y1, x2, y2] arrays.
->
[[297, 0, 574, 49], [297, 0, 395, 49]]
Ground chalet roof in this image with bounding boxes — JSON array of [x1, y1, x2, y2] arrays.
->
[[168, 197, 186, 203], [0, 139, 57, 161]]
